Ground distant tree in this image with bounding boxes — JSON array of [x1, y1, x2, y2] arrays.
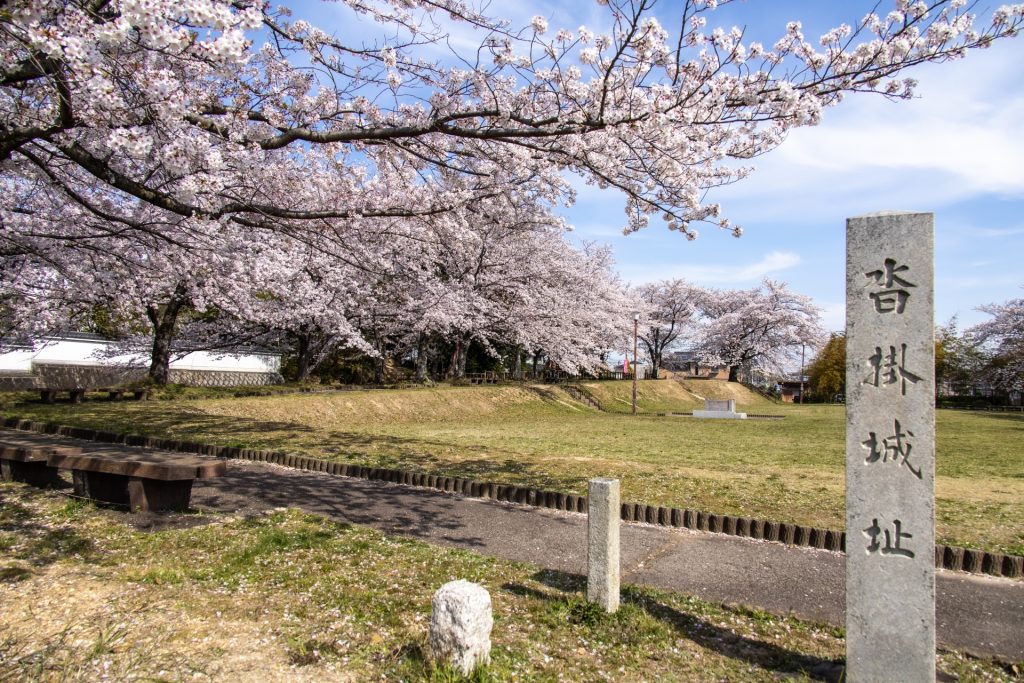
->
[[636, 279, 702, 379], [934, 317, 985, 398], [970, 295, 1024, 395], [696, 279, 825, 382], [808, 333, 846, 400]]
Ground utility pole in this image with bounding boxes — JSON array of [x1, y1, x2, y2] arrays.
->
[[632, 313, 639, 415]]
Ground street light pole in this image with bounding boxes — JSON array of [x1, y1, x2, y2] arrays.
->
[[632, 313, 639, 416]]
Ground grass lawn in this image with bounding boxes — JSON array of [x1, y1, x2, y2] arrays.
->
[[2, 381, 1022, 555], [0, 483, 1016, 682]]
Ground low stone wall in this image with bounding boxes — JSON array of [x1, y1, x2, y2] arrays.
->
[[3, 416, 1021, 579], [2, 364, 282, 390], [167, 369, 283, 387]]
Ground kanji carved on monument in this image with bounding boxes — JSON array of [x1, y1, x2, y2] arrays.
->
[[863, 518, 915, 558], [864, 258, 917, 314], [863, 344, 923, 395], [861, 419, 922, 479]]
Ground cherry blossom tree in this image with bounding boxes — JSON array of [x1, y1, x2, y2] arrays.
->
[[394, 193, 632, 378], [635, 278, 703, 379], [209, 233, 374, 382], [696, 278, 825, 382], [3, 0, 1022, 248], [494, 239, 636, 375], [969, 294, 1024, 395]]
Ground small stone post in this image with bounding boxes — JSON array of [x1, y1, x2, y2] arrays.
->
[[846, 212, 935, 682], [587, 477, 620, 612], [428, 580, 492, 676]]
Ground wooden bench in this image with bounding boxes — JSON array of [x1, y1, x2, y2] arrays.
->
[[0, 443, 82, 487], [48, 449, 227, 512], [39, 387, 150, 403]]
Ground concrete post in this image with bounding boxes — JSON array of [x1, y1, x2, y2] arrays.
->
[[587, 477, 620, 612], [845, 212, 935, 682]]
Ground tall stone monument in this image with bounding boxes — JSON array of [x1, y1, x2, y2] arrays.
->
[[845, 212, 935, 682]]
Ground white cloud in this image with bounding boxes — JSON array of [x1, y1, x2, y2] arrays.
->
[[621, 250, 801, 285], [714, 39, 1024, 225], [817, 301, 846, 333]]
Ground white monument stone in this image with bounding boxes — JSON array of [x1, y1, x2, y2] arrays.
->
[[693, 398, 747, 419], [846, 212, 935, 682], [587, 477, 620, 612], [428, 580, 493, 675]]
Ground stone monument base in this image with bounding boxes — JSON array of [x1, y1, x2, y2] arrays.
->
[[692, 410, 747, 419]]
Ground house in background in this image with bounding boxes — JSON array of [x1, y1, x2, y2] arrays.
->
[[614, 359, 650, 380], [0, 333, 282, 396]]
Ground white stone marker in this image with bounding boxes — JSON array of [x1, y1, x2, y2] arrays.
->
[[428, 580, 492, 675], [587, 477, 620, 612], [693, 398, 747, 419], [846, 212, 935, 683]]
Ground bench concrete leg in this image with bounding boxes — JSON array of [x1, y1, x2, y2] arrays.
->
[[69, 389, 85, 404], [1, 459, 64, 487], [40, 390, 56, 404], [127, 478, 193, 512], [73, 470, 130, 507], [108, 390, 124, 401]]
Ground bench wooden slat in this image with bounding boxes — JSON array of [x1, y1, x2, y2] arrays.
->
[[48, 452, 227, 481], [0, 444, 83, 462]]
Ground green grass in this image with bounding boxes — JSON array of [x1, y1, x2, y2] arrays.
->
[[580, 378, 773, 414], [2, 382, 1022, 555], [0, 483, 1017, 682]]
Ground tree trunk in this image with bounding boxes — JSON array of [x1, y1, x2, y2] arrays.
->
[[145, 286, 186, 386], [648, 330, 662, 380], [728, 365, 740, 382], [446, 343, 458, 379], [295, 332, 313, 382], [511, 346, 522, 380], [373, 339, 386, 384], [454, 339, 468, 378], [415, 334, 429, 382]]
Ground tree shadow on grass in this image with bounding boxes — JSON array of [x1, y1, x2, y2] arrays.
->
[[4, 403, 317, 451], [503, 569, 847, 682], [0, 493, 97, 576]]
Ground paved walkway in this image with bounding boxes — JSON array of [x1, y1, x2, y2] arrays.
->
[[4, 431, 1022, 661]]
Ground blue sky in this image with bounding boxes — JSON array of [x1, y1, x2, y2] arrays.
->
[[296, 0, 1024, 333]]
